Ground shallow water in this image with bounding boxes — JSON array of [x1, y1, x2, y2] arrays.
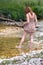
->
[[0, 21, 43, 58]]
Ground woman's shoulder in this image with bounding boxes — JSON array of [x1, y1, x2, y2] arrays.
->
[[26, 13, 29, 17], [26, 13, 31, 17], [33, 12, 37, 16], [28, 12, 35, 16]]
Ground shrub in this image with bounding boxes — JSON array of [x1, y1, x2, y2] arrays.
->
[[33, 6, 43, 19], [0, 0, 43, 21]]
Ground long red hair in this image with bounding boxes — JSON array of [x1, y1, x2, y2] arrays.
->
[[25, 7, 33, 15]]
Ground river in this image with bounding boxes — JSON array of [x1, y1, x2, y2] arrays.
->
[[0, 21, 43, 65]]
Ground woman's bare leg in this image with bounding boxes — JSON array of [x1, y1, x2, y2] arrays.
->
[[18, 31, 27, 48], [29, 33, 34, 51]]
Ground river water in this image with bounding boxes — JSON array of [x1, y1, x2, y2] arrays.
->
[[0, 21, 43, 65]]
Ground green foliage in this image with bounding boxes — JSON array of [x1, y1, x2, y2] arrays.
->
[[10, 6, 26, 21], [33, 6, 43, 19], [0, 0, 43, 21]]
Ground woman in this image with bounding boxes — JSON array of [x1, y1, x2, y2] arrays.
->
[[16, 7, 38, 51]]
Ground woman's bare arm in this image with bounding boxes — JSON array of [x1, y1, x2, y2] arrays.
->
[[34, 14, 38, 26], [23, 13, 29, 26], [26, 14, 29, 23], [35, 14, 37, 22]]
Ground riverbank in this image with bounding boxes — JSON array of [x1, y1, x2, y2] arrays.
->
[[0, 49, 43, 65]]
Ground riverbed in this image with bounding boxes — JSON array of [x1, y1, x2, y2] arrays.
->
[[0, 21, 43, 58]]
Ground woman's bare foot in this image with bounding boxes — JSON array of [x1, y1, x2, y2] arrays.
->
[[29, 50, 32, 52], [16, 45, 21, 49]]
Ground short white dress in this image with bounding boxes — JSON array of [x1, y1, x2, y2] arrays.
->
[[23, 13, 36, 33]]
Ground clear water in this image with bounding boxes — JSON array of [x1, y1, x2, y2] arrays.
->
[[0, 21, 43, 58]]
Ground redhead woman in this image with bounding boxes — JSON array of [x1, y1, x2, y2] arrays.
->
[[16, 7, 38, 51]]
